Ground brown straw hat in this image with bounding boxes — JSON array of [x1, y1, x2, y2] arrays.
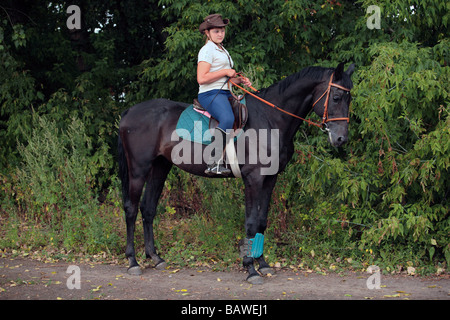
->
[[199, 14, 230, 34]]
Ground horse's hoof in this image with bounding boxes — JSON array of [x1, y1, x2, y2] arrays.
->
[[258, 267, 274, 276], [154, 261, 167, 270], [246, 274, 264, 285], [127, 265, 142, 276]]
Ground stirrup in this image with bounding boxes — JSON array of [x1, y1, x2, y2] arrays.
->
[[205, 159, 231, 176]]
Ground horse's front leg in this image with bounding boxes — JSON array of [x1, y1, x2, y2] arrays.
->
[[242, 174, 278, 284], [256, 255, 272, 275]]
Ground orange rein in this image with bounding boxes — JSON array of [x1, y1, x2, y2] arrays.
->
[[228, 72, 351, 128]]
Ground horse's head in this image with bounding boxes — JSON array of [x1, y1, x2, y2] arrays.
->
[[312, 63, 355, 147]]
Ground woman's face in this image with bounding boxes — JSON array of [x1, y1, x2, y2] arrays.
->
[[206, 27, 226, 44]]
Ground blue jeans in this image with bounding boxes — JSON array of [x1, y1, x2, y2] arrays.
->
[[198, 89, 235, 132]]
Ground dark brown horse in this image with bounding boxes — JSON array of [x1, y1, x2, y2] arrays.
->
[[118, 63, 355, 284]]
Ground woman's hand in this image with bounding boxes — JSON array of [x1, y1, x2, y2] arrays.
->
[[225, 69, 237, 78], [229, 75, 252, 87], [240, 76, 252, 87]]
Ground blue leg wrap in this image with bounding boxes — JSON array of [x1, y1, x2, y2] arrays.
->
[[250, 233, 264, 258], [240, 233, 264, 258]]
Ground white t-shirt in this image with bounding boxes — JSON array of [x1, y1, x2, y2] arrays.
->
[[198, 40, 234, 94]]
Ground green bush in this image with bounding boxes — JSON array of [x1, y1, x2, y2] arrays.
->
[[273, 40, 450, 270], [0, 113, 121, 254]]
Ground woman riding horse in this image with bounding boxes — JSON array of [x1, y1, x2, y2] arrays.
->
[[197, 14, 252, 175]]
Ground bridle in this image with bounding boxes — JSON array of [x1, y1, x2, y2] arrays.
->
[[229, 72, 351, 130], [311, 72, 351, 129]]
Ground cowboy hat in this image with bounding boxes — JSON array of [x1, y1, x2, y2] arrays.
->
[[199, 14, 229, 34]]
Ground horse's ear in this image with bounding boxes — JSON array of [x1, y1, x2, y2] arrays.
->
[[345, 63, 356, 77], [334, 62, 345, 80]]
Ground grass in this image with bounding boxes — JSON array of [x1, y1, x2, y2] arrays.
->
[[1, 171, 446, 277]]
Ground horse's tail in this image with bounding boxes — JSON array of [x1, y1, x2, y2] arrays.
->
[[118, 110, 129, 204]]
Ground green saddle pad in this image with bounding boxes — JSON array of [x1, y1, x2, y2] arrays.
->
[[175, 105, 213, 145], [175, 98, 246, 145]]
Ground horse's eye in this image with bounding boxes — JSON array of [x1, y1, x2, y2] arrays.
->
[[333, 95, 341, 101]]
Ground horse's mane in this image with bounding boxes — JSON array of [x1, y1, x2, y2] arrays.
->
[[258, 66, 352, 97], [281, 67, 332, 91]]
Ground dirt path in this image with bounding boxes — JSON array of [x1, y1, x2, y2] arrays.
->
[[1, 256, 448, 302]]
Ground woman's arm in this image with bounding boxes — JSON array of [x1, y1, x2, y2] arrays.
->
[[197, 61, 236, 85]]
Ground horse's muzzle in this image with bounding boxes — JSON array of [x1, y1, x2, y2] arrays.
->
[[325, 122, 348, 147]]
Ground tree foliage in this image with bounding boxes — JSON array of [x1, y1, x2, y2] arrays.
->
[[0, 0, 448, 270]]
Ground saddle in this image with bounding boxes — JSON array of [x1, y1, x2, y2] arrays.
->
[[192, 97, 248, 132], [175, 96, 248, 146], [175, 96, 247, 177]]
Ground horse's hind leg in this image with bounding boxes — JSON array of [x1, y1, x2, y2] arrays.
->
[[124, 177, 146, 275], [141, 156, 172, 270]]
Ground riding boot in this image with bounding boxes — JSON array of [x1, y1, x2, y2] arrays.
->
[[205, 128, 231, 176]]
